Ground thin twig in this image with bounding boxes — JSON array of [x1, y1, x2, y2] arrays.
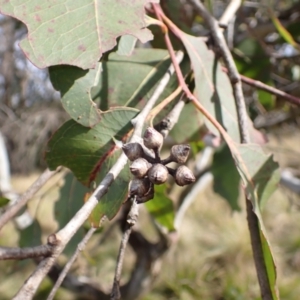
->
[[111, 198, 139, 300], [0, 244, 53, 260], [46, 227, 97, 300], [155, 93, 186, 137], [240, 73, 300, 106], [12, 52, 185, 300], [0, 168, 60, 231], [219, 0, 242, 26]]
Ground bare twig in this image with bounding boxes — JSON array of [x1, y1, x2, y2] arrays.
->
[[0, 244, 53, 260], [219, 0, 242, 26], [12, 51, 184, 300], [155, 93, 186, 137], [0, 168, 61, 231], [47, 227, 97, 300], [187, 1, 274, 299], [240, 74, 300, 106], [111, 199, 139, 300]]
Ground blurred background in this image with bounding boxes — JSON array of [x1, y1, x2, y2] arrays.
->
[[0, 0, 300, 299]]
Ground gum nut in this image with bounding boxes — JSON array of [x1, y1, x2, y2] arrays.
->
[[130, 158, 151, 178], [175, 165, 196, 186], [129, 178, 150, 196], [143, 127, 163, 149], [122, 143, 144, 161], [171, 144, 190, 163], [148, 164, 168, 185]]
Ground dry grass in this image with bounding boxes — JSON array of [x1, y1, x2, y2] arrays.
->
[[0, 130, 300, 299]]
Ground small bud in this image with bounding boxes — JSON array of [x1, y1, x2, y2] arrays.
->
[[130, 158, 151, 178], [122, 143, 144, 161], [143, 127, 163, 150], [148, 164, 168, 185], [170, 144, 190, 164], [174, 165, 195, 186], [129, 178, 151, 196]]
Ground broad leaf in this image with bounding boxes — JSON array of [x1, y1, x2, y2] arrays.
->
[[0, 0, 157, 69], [181, 33, 240, 142], [211, 145, 240, 211], [49, 65, 102, 127], [91, 49, 183, 111], [117, 35, 138, 56], [88, 151, 130, 225], [229, 142, 280, 299], [145, 185, 175, 231], [56, 173, 87, 255], [170, 102, 204, 143], [45, 108, 138, 186], [19, 220, 42, 248], [49, 49, 187, 127]]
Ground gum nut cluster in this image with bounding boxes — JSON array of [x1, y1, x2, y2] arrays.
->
[[122, 127, 196, 203]]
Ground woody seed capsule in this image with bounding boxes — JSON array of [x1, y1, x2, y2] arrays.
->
[[130, 158, 151, 178], [148, 164, 168, 185], [129, 178, 151, 196], [122, 143, 144, 161], [170, 144, 191, 164], [143, 127, 163, 150], [174, 165, 196, 186]]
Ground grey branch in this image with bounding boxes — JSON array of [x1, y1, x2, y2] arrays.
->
[[155, 93, 186, 138], [111, 199, 139, 300], [0, 244, 53, 260], [12, 51, 184, 300], [46, 227, 97, 300]]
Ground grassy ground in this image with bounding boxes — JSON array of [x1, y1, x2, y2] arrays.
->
[[0, 129, 300, 299]]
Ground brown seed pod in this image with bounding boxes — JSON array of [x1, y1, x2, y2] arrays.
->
[[136, 184, 155, 203], [130, 158, 151, 178], [122, 143, 144, 161], [143, 127, 163, 150], [174, 165, 195, 186], [170, 144, 190, 164], [148, 164, 168, 185], [129, 178, 151, 196]]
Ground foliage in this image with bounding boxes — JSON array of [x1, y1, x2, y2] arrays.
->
[[0, 0, 300, 299]]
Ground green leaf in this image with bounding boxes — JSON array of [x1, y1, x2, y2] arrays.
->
[[211, 145, 240, 211], [45, 108, 138, 186], [235, 144, 280, 210], [117, 35, 138, 56], [0, 0, 156, 69], [0, 197, 10, 208], [56, 173, 87, 255], [49, 64, 102, 127], [145, 185, 175, 232], [88, 152, 130, 224], [271, 14, 300, 50], [180, 33, 241, 142], [230, 143, 280, 299], [91, 49, 181, 111], [19, 220, 42, 248], [170, 102, 204, 143], [49, 49, 187, 127]]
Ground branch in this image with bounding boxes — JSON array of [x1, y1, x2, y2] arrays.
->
[[219, 0, 242, 26], [239, 74, 300, 106], [12, 51, 184, 300], [0, 168, 61, 231], [0, 244, 53, 260], [111, 199, 139, 300], [154, 93, 186, 138], [46, 227, 97, 300]]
